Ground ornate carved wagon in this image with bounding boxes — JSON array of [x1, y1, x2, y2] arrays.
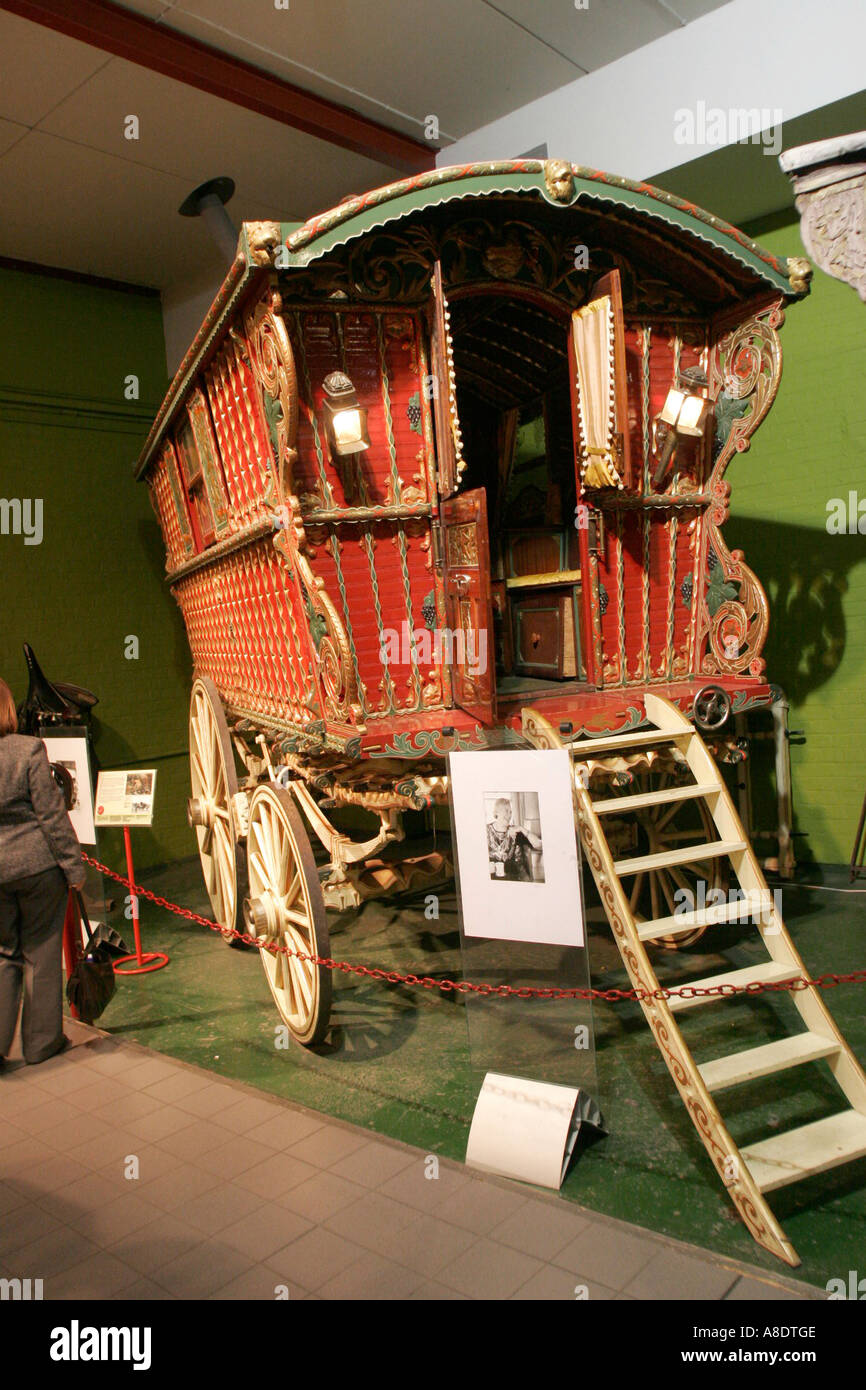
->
[[137, 159, 866, 1264], [136, 156, 810, 1039]]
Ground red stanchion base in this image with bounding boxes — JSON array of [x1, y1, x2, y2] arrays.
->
[[113, 952, 170, 975]]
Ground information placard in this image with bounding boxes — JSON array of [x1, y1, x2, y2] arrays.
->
[[94, 769, 157, 827]]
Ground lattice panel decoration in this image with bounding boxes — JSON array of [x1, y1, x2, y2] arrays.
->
[[149, 439, 194, 570], [174, 536, 314, 727]]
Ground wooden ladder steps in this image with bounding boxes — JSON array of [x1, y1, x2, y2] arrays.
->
[[592, 782, 720, 815], [614, 839, 746, 876], [698, 1033, 842, 1092], [741, 1110, 866, 1193], [637, 895, 772, 942], [572, 728, 691, 757], [666, 960, 800, 1014]]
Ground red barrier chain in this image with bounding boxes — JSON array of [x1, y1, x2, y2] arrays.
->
[[82, 853, 866, 1004]]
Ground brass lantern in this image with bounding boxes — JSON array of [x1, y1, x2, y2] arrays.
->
[[322, 372, 370, 456], [652, 366, 711, 489]]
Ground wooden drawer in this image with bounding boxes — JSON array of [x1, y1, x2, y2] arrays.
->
[[511, 588, 579, 679]]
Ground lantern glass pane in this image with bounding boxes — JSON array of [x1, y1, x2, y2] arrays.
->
[[660, 387, 685, 426], [333, 408, 363, 445], [678, 394, 706, 433]]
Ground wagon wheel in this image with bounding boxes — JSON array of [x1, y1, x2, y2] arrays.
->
[[188, 677, 247, 946], [245, 783, 332, 1047], [615, 765, 728, 950]]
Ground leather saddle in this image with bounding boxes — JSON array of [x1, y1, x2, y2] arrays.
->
[[17, 643, 99, 734]]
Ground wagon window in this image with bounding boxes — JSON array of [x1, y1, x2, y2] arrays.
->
[[176, 416, 217, 548]]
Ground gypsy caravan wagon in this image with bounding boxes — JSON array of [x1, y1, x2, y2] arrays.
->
[[137, 160, 866, 1264]]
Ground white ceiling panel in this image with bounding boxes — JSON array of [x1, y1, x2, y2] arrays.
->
[[35, 58, 401, 220], [157, 0, 581, 141], [0, 130, 277, 287], [488, 0, 673, 69], [116, 0, 177, 15], [667, 0, 734, 19], [0, 119, 29, 160], [0, 10, 112, 128]]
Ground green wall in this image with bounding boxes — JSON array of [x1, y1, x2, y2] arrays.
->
[[0, 265, 192, 872], [726, 212, 866, 865]]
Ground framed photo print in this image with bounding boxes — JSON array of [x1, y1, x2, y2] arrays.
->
[[449, 749, 584, 948], [40, 731, 96, 845]]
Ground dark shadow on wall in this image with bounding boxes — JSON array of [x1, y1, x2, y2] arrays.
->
[[726, 515, 865, 867], [726, 516, 865, 705]]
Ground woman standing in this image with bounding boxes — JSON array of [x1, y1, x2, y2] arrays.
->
[[0, 677, 84, 1065]]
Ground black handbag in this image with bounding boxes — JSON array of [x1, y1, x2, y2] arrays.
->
[[65, 890, 117, 1024]]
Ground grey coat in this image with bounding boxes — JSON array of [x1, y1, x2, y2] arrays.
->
[[0, 734, 83, 886]]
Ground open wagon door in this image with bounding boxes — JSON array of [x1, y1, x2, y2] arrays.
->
[[568, 268, 633, 685], [427, 260, 495, 726], [440, 488, 496, 726]]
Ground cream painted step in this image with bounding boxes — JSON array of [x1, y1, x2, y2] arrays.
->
[[698, 1034, 842, 1092], [614, 839, 747, 877], [572, 728, 692, 757], [637, 896, 773, 942], [592, 782, 720, 815], [741, 1110, 866, 1193], [666, 960, 801, 1014]]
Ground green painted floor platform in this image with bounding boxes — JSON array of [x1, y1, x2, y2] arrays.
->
[[89, 854, 866, 1291]]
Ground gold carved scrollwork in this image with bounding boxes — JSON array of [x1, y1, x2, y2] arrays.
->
[[698, 309, 782, 677], [244, 289, 359, 726], [247, 221, 283, 267], [243, 288, 298, 504], [446, 522, 478, 567], [786, 256, 813, 296], [543, 159, 575, 203]]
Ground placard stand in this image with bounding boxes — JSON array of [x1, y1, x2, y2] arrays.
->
[[447, 748, 605, 1190], [112, 826, 170, 976], [467, 1072, 604, 1190]]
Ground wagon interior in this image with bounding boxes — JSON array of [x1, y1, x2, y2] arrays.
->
[[448, 292, 586, 696]]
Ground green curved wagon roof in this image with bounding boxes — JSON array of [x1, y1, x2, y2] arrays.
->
[[282, 159, 801, 297], [135, 159, 806, 480]]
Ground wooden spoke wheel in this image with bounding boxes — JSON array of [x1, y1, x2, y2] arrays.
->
[[188, 677, 247, 945], [245, 784, 332, 1047], [614, 766, 728, 950]]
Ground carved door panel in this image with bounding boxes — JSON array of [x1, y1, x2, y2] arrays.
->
[[568, 268, 632, 688], [427, 261, 464, 499], [440, 487, 496, 726]]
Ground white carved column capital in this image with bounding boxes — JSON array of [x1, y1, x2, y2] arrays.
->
[[780, 132, 866, 301]]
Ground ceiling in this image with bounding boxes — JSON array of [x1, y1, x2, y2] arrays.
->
[[0, 0, 732, 291]]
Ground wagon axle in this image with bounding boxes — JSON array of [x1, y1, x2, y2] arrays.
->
[[244, 890, 288, 940], [186, 796, 211, 829]]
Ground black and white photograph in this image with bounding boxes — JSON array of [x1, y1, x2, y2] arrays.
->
[[39, 732, 96, 845], [449, 749, 584, 948], [57, 759, 80, 810], [485, 791, 545, 883]]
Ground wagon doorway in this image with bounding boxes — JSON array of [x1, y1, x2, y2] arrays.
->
[[443, 287, 587, 706]]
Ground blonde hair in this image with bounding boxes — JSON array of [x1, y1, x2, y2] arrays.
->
[[0, 678, 18, 736]]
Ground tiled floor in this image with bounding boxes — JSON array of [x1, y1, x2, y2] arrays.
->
[[0, 1024, 822, 1301]]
